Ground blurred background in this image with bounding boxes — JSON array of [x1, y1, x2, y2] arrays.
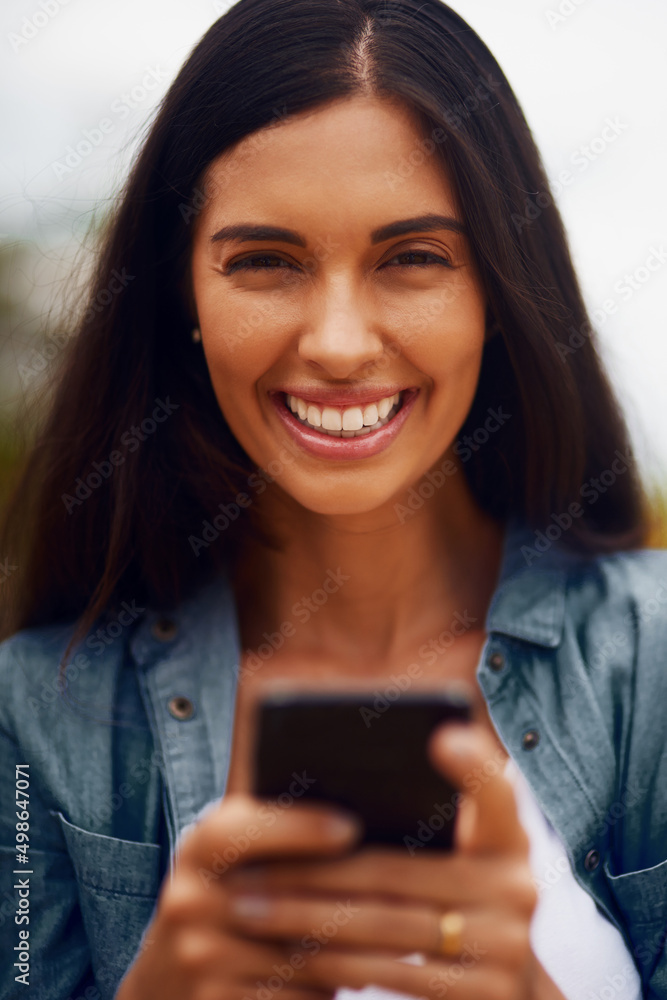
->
[[1, 0, 665, 541]]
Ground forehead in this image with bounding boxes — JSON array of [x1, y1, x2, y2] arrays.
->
[[195, 95, 460, 233]]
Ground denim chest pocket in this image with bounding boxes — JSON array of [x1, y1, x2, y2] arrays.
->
[[604, 855, 667, 982], [53, 810, 163, 1000]]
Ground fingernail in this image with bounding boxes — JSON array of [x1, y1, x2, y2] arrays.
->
[[327, 812, 362, 840], [230, 893, 272, 918], [440, 726, 476, 757]]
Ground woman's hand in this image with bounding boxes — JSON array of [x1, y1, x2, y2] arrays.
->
[[220, 722, 546, 1000], [114, 793, 363, 1000]]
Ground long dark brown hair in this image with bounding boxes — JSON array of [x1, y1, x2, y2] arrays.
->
[[0, 0, 650, 668]]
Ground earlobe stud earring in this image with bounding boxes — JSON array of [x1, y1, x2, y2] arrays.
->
[[191, 327, 202, 343]]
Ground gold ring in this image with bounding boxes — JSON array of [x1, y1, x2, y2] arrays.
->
[[437, 910, 465, 957]]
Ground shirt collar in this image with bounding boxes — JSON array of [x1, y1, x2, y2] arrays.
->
[[135, 513, 581, 664], [485, 514, 585, 648]]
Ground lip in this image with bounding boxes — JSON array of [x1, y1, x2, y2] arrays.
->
[[276, 386, 412, 408], [269, 388, 420, 461]]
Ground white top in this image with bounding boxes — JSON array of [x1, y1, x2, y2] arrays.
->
[[333, 757, 642, 1000]]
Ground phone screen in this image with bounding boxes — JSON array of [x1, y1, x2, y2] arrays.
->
[[251, 688, 472, 851]]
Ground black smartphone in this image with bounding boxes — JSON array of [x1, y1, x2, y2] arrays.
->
[[251, 687, 472, 851]]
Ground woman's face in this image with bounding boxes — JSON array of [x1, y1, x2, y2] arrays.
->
[[190, 95, 488, 516]]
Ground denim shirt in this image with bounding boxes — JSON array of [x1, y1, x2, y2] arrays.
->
[[1, 517, 667, 1000]]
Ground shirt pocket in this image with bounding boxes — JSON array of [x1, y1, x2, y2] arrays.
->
[[604, 855, 667, 984], [52, 810, 163, 1000]]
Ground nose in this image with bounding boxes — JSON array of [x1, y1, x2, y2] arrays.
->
[[297, 285, 387, 379]]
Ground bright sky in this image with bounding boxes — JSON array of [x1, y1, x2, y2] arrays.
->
[[1, 0, 666, 484]]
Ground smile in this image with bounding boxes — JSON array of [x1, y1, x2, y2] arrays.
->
[[270, 388, 420, 461], [285, 391, 403, 437]]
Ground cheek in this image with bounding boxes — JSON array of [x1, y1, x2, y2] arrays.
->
[[197, 308, 289, 459], [203, 331, 264, 389], [400, 282, 486, 380], [196, 307, 269, 396], [387, 268, 486, 353], [197, 284, 298, 381]]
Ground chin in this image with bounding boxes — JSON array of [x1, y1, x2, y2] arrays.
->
[[280, 480, 402, 519]]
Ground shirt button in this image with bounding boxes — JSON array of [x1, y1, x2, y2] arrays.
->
[[584, 849, 600, 872], [152, 617, 178, 642], [168, 696, 194, 720], [522, 728, 540, 750], [488, 652, 505, 672]]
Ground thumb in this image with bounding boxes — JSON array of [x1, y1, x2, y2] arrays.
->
[[427, 722, 528, 856]]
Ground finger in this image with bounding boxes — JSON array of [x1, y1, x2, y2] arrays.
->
[[225, 891, 533, 968], [177, 793, 363, 876], [426, 723, 528, 855], [140, 916, 323, 992], [284, 944, 522, 1000], [238, 992, 334, 1000], [225, 849, 535, 913]]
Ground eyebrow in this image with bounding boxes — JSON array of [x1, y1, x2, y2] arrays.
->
[[209, 213, 467, 247]]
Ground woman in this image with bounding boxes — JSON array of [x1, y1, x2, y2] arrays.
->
[[0, 1, 665, 998]]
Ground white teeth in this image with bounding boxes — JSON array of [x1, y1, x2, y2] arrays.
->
[[362, 403, 378, 426], [307, 405, 322, 427], [285, 391, 405, 438], [377, 397, 392, 419], [321, 407, 342, 431], [342, 407, 364, 431]]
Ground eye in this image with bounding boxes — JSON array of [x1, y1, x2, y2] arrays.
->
[[224, 254, 296, 274], [223, 248, 453, 275], [384, 250, 453, 269]]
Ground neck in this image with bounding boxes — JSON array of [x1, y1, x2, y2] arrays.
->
[[230, 457, 506, 672]]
